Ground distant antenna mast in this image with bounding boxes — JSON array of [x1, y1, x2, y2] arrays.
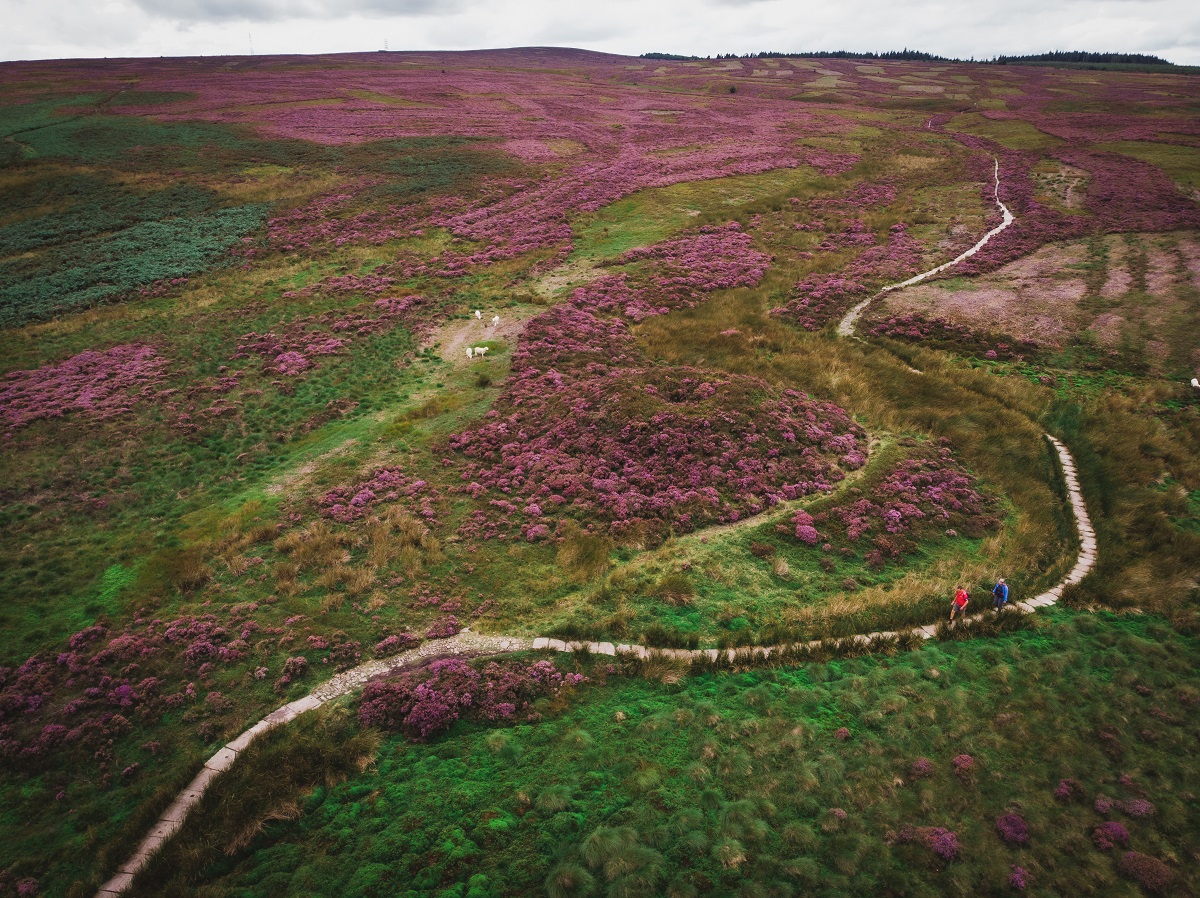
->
[[385, 39, 389, 51], [249, 32, 254, 55]]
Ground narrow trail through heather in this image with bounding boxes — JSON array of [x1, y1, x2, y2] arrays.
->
[[837, 158, 1014, 337], [98, 156, 1102, 898]]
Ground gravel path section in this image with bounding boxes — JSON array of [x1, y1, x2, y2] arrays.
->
[[837, 158, 1015, 337]]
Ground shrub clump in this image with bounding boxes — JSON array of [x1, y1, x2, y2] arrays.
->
[[952, 753, 975, 781], [373, 632, 420, 658], [1009, 865, 1029, 890], [792, 444, 997, 561], [358, 658, 586, 740], [1092, 821, 1130, 851], [1117, 852, 1174, 894], [895, 825, 960, 861], [910, 757, 933, 779], [1055, 778, 1084, 802], [424, 616, 461, 640], [996, 813, 1029, 846]]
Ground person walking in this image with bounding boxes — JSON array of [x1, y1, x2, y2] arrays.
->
[[992, 578, 1009, 611], [950, 585, 970, 621]]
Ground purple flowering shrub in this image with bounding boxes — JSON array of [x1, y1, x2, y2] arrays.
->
[[1118, 798, 1156, 818], [951, 754, 976, 781], [868, 313, 1041, 361], [317, 466, 441, 524], [910, 757, 933, 779], [230, 295, 433, 381], [597, 223, 771, 320], [451, 364, 865, 542], [1117, 852, 1175, 894], [1092, 821, 1131, 851], [1055, 778, 1084, 802], [424, 616, 461, 639], [0, 601, 385, 772], [1009, 866, 1029, 890], [995, 813, 1029, 846], [358, 658, 586, 740], [894, 825, 960, 862], [790, 443, 996, 562], [771, 223, 925, 331], [1, 344, 170, 431], [373, 632, 421, 658]]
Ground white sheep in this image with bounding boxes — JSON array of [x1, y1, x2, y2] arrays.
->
[[474, 346, 489, 357], [1192, 377, 1200, 389], [474, 310, 481, 319], [491, 315, 500, 326], [466, 347, 473, 359]]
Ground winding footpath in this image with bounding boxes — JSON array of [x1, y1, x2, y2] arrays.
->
[[98, 157, 1095, 897], [98, 435, 1095, 896], [837, 157, 1015, 337]]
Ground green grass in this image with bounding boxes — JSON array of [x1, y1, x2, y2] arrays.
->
[[126, 612, 1200, 898], [945, 113, 1065, 151], [1093, 140, 1200, 192]]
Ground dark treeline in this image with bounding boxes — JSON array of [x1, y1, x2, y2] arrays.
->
[[997, 51, 1173, 65], [641, 49, 1177, 66]]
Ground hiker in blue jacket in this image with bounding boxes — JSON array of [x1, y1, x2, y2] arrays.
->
[[992, 578, 1009, 611]]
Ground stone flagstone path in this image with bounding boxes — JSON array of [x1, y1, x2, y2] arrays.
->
[[837, 157, 1015, 337], [98, 157, 1095, 898], [96, 435, 1094, 897]]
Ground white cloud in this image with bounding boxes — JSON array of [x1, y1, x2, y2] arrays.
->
[[0, 0, 1195, 64]]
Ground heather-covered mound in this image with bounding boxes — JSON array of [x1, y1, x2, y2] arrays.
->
[[449, 223, 865, 541]]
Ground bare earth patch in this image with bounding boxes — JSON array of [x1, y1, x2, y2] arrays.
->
[[874, 231, 1200, 372], [876, 241, 1089, 343]]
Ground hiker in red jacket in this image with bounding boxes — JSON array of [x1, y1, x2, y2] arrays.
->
[[950, 586, 970, 621]]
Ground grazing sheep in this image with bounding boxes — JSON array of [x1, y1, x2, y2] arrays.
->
[[474, 346, 489, 357], [1192, 377, 1200, 389], [475, 310, 482, 319], [491, 315, 500, 326], [466, 347, 473, 359]]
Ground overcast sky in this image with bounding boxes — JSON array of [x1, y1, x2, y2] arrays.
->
[[3, 0, 1199, 65]]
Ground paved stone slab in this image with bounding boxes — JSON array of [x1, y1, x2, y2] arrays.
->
[[263, 704, 300, 726], [98, 872, 135, 894], [204, 746, 239, 772], [227, 719, 273, 753], [531, 637, 549, 649], [1015, 602, 1037, 613], [546, 638, 568, 651], [285, 695, 324, 716], [158, 795, 199, 824], [594, 642, 616, 655]]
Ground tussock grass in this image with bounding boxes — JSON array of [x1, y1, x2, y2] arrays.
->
[[135, 613, 1200, 897]]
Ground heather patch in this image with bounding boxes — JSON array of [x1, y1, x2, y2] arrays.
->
[[789, 441, 998, 566], [451, 365, 865, 542], [358, 657, 586, 740], [448, 220, 862, 542], [868, 312, 1041, 360], [0, 344, 170, 431], [771, 223, 926, 330], [316, 467, 440, 525], [0, 582, 405, 778]]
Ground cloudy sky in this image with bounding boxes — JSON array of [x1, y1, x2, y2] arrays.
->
[[3, 0, 1199, 64]]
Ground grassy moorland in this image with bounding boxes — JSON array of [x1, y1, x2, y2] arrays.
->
[[0, 49, 1197, 897]]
